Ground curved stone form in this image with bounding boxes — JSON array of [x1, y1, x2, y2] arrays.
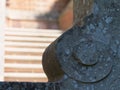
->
[[42, 0, 120, 89], [56, 29, 113, 82]]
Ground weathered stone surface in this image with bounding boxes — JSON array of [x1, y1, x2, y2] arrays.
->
[[42, 41, 64, 82], [42, 0, 120, 90], [0, 82, 61, 90]]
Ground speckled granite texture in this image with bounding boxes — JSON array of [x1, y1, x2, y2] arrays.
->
[[0, 82, 60, 90], [1, 0, 120, 90], [42, 0, 120, 90]]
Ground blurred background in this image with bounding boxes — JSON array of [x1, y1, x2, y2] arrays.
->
[[3, 0, 73, 82], [6, 0, 73, 30]]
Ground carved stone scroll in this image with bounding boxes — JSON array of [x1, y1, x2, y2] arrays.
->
[[42, 0, 120, 89]]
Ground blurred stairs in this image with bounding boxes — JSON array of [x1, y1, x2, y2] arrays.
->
[[4, 28, 63, 82]]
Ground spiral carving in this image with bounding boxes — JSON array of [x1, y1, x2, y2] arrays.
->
[[56, 26, 113, 83]]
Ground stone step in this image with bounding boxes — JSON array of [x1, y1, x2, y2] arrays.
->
[[4, 73, 47, 82], [5, 55, 42, 61], [5, 41, 50, 48], [4, 73, 46, 78], [4, 28, 62, 82], [5, 28, 63, 33], [5, 36, 56, 43], [5, 63, 43, 68], [5, 67, 44, 73], [5, 30, 61, 37], [4, 77, 48, 82], [5, 59, 41, 64], [5, 51, 43, 56], [5, 47, 45, 53]]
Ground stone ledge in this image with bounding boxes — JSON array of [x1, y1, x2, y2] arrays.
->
[[0, 82, 60, 90]]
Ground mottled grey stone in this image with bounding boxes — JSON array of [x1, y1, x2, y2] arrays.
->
[[0, 82, 61, 90], [40, 0, 120, 90], [1, 1, 120, 89], [55, 0, 120, 89]]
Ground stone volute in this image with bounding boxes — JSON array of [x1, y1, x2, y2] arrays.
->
[[42, 0, 120, 89]]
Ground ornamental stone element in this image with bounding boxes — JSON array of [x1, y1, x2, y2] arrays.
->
[[42, 0, 120, 90]]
